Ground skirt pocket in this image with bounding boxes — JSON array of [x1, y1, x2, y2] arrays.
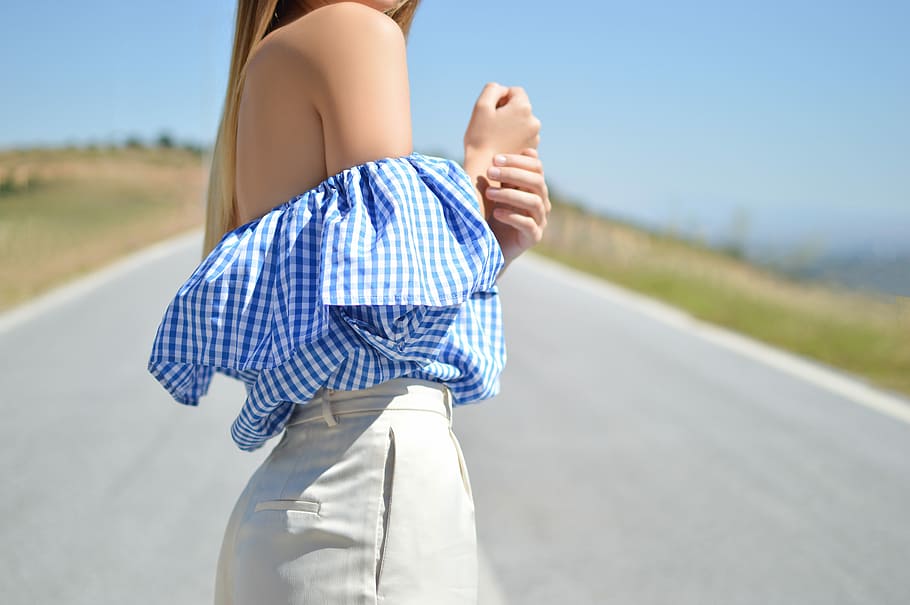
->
[[231, 416, 398, 604]]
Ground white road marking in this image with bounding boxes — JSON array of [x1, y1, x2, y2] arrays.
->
[[520, 251, 910, 426], [0, 228, 202, 334]]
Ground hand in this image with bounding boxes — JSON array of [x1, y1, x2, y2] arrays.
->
[[483, 148, 550, 268], [463, 82, 541, 160]]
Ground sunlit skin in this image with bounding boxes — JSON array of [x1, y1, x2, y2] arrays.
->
[[240, 0, 549, 278], [483, 146, 551, 275]]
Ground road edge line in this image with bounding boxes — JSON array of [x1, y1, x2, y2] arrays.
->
[[520, 250, 910, 426]]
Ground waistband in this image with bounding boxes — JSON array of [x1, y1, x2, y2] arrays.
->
[[285, 377, 454, 430]]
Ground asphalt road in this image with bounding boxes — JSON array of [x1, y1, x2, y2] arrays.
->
[[2, 229, 909, 604]]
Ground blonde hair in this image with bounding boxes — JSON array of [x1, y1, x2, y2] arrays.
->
[[202, 0, 422, 259]]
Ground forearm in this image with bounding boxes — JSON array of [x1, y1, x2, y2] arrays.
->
[[461, 146, 515, 284], [461, 146, 498, 221]]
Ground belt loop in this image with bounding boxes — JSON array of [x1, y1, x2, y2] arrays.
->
[[321, 388, 338, 427], [445, 385, 453, 427]]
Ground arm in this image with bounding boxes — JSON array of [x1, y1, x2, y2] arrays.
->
[[237, 4, 411, 224], [462, 147, 496, 222], [303, 2, 413, 174], [461, 149, 519, 283], [304, 6, 518, 284], [460, 83, 544, 283], [464, 148, 549, 284]]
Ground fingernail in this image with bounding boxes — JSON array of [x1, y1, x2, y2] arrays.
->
[[494, 154, 507, 165], [488, 166, 501, 178]]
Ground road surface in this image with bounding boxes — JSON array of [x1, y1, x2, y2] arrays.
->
[[2, 229, 909, 604]]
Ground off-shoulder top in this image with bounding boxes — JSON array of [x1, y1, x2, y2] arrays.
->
[[147, 151, 506, 452]]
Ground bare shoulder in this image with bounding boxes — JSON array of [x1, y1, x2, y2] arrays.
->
[[252, 2, 412, 176], [248, 2, 404, 77], [301, 1, 405, 45]]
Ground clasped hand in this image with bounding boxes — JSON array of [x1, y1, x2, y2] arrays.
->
[[483, 147, 550, 270], [462, 82, 550, 272]]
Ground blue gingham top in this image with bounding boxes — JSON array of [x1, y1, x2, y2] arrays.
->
[[147, 151, 506, 452]]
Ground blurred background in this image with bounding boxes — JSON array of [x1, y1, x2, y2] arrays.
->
[[1, 1, 908, 603]]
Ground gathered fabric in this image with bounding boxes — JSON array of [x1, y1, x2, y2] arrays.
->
[[147, 151, 506, 452]]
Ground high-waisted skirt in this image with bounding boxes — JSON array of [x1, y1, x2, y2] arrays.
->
[[213, 376, 478, 604]]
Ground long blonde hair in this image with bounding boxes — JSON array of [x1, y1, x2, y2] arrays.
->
[[202, 0, 422, 259]]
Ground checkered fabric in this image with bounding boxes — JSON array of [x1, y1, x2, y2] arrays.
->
[[147, 152, 506, 452]]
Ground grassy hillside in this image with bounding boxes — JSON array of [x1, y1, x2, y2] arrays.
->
[[0, 146, 205, 310], [534, 195, 910, 398]]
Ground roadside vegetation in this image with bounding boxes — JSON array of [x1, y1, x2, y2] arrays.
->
[[2, 142, 906, 399], [0, 138, 206, 311], [534, 194, 910, 399]]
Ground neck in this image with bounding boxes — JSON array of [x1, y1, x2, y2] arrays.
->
[[273, 1, 325, 30]]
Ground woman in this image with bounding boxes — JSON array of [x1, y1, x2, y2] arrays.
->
[[147, 0, 549, 603]]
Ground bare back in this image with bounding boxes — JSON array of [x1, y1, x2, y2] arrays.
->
[[235, 3, 413, 226]]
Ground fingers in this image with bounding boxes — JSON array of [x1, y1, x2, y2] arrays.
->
[[487, 84, 531, 112], [507, 86, 530, 107], [485, 186, 546, 225], [492, 151, 543, 175], [506, 86, 534, 116], [475, 81, 510, 110], [491, 206, 544, 245], [486, 142, 549, 251], [486, 163, 545, 193]]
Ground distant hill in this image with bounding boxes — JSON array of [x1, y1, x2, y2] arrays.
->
[[784, 252, 910, 298]]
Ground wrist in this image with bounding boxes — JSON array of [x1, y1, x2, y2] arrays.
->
[[461, 146, 497, 219], [463, 145, 498, 178]]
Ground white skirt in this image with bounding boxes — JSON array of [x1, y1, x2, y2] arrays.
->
[[214, 377, 478, 604]]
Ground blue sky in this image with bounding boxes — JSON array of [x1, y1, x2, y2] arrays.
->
[[2, 1, 908, 258]]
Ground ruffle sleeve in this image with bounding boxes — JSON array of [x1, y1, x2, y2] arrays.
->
[[147, 151, 504, 451]]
